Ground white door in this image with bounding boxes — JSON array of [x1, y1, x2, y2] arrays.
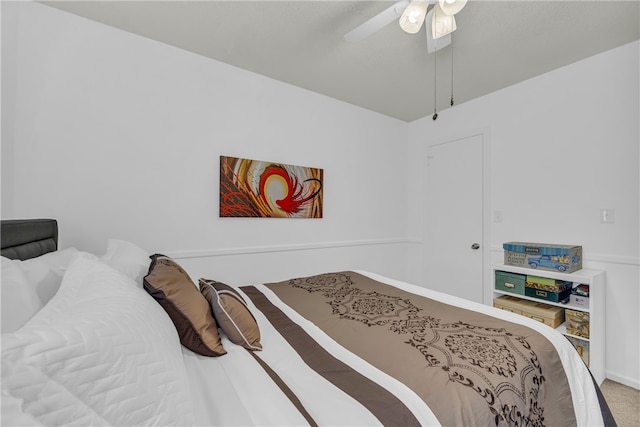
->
[[424, 134, 484, 303]]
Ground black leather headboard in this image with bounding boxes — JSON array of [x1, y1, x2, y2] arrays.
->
[[1, 219, 58, 260]]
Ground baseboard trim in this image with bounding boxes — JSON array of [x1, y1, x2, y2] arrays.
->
[[606, 371, 640, 390], [166, 238, 412, 260]]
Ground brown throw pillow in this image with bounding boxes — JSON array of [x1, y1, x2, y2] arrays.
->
[[199, 278, 262, 351], [144, 254, 225, 356]]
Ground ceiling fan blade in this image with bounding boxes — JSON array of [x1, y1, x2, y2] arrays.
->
[[425, 8, 451, 53], [344, 0, 410, 42]]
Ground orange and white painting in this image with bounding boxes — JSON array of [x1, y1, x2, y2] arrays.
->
[[220, 156, 323, 218]]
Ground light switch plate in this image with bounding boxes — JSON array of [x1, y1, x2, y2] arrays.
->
[[600, 208, 615, 224]]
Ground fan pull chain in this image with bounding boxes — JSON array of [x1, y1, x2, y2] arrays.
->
[[450, 41, 455, 107], [433, 47, 438, 120]]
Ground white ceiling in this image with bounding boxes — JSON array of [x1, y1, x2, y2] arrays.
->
[[41, 1, 640, 122]]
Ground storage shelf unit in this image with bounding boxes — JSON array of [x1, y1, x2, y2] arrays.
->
[[491, 264, 606, 384]]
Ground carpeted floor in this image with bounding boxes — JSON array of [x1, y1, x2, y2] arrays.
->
[[600, 379, 640, 426]]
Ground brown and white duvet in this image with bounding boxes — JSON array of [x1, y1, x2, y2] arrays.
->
[[186, 270, 613, 426]]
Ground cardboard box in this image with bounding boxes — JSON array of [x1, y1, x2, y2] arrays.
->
[[569, 294, 589, 309], [566, 336, 590, 367], [566, 309, 590, 338], [570, 284, 589, 308], [495, 271, 526, 295], [503, 242, 582, 273], [521, 301, 565, 328], [493, 295, 528, 314], [525, 275, 572, 303], [494, 296, 565, 328]]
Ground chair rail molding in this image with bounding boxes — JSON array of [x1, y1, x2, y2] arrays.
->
[[166, 238, 414, 260]]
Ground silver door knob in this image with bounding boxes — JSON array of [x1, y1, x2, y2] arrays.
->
[[471, 243, 480, 250]]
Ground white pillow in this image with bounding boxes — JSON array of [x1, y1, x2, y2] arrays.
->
[[14, 247, 78, 306], [1, 252, 194, 426], [1, 391, 43, 426], [100, 239, 150, 286], [0, 257, 42, 333]]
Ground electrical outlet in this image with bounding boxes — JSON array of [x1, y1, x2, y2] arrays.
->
[[493, 210, 503, 223]]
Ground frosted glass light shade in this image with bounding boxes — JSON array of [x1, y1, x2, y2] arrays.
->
[[432, 3, 457, 39], [399, 0, 428, 34], [439, 0, 468, 16], [425, 9, 451, 52]]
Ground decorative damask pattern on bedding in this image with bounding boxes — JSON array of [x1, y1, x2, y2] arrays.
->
[[242, 271, 578, 427]]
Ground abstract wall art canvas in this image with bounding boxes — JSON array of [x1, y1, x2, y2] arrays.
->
[[220, 156, 323, 218]]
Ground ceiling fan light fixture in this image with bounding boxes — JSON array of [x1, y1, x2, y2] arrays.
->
[[432, 3, 457, 39], [438, 0, 468, 16], [399, 0, 428, 34], [425, 9, 451, 52]]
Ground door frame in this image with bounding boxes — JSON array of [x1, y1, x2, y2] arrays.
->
[[422, 127, 492, 304]]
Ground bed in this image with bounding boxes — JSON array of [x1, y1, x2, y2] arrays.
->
[[1, 219, 616, 426]]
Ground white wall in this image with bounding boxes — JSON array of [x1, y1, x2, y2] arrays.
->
[[1, 1, 410, 284], [407, 41, 640, 388]]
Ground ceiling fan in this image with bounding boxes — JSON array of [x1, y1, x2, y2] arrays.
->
[[344, 0, 468, 53]]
